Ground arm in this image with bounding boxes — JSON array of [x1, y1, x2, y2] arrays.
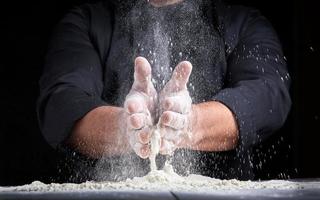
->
[[66, 106, 130, 158], [158, 62, 238, 154], [189, 102, 239, 152], [159, 8, 291, 153], [37, 5, 117, 156], [38, 5, 157, 159], [45, 57, 156, 159], [193, 9, 291, 150], [212, 8, 291, 148]]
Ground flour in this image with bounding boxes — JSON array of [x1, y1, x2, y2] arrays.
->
[[1, 159, 319, 193], [149, 127, 161, 171], [2, 172, 319, 193], [1, 161, 319, 193]]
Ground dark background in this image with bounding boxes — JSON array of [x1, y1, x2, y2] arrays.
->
[[0, 0, 319, 186]]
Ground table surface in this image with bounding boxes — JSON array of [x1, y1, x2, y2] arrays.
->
[[1, 188, 320, 200]]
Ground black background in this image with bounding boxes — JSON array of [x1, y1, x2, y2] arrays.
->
[[0, 0, 319, 186]]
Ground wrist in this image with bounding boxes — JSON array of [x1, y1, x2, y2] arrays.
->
[[177, 104, 201, 149], [183, 101, 239, 152], [189, 104, 200, 145]]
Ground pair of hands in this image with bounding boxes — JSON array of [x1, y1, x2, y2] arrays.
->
[[124, 57, 194, 158]]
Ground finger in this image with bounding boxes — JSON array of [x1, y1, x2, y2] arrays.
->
[[128, 113, 146, 130], [167, 61, 192, 92], [136, 127, 152, 144], [133, 143, 150, 159], [159, 139, 175, 155], [159, 125, 180, 141], [160, 111, 187, 130], [125, 95, 145, 114], [133, 57, 153, 93], [164, 95, 192, 114]]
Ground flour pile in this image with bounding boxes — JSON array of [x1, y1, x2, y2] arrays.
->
[[2, 167, 320, 193]]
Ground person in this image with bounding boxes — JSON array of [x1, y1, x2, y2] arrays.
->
[[37, 0, 291, 182]]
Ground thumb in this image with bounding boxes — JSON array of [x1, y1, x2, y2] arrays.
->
[[167, 61, 192, 92], [133, 57, 153, 93]]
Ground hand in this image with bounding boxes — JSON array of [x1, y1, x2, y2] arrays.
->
[[158, 61, 194, 155], [124, 57, 157, 159]]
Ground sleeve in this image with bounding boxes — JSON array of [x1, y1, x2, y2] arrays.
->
[[213, 8, 291, 148], [37, 6, 109, 148]]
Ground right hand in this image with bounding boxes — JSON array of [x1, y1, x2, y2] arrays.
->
[[158, 61, 193, 155], [124, 57, 157, 159]]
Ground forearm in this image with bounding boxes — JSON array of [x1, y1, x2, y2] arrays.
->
[[66, 106, 131, 158], [189, 101, 239, 152]]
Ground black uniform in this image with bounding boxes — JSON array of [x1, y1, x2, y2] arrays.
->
[[37, 0, 291, 182]]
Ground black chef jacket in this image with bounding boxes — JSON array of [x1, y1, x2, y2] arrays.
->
[[37, 0, 291, 182]]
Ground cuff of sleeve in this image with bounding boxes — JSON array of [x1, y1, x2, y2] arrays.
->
[[42, 88, 108, 148], [212, 88, 257, 148]]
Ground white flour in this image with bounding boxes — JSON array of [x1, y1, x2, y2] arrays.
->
[[149, 127, 161, 171], [2, 168, 319, 193]]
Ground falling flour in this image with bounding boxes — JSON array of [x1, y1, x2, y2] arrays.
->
[[149, 127, 161, 171]]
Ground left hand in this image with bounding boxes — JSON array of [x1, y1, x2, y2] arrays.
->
[[158, 61, 194, 155], [124, 57, 157, 159]]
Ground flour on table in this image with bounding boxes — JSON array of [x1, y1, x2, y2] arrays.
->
[[2, 171, 320, 193]]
